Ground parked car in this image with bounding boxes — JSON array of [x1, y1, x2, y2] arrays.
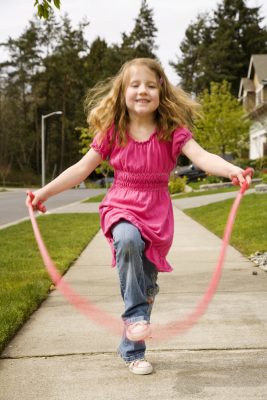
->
[[174, 164, 206, 182]]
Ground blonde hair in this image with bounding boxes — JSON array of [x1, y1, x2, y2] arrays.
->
[[84, 58, 200, 145]]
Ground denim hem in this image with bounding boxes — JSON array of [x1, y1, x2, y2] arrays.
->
[[123, 316, 149, 324], [118, 350, 145, 363]]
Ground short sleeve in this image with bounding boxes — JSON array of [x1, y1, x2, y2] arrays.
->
[[172, 127, 193, 160], [90, 126, 114, 160]]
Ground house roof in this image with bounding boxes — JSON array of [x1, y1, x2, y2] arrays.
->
[[248, 54, 267, 82]]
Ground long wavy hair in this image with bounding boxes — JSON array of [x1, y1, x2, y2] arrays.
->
[[84, 58, 201, 145]]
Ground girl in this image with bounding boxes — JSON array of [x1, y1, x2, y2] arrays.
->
[[27, 58, 251, 375]]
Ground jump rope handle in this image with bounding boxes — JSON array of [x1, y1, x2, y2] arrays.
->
[[27, 191, 47, 213], [232, 167, 254, 194]]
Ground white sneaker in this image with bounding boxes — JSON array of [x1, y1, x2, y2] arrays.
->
[[127, 359, 153, 375], [126, 320, 151, 341]]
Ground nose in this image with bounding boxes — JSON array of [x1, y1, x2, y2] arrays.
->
[[138, 84, 148, 94]]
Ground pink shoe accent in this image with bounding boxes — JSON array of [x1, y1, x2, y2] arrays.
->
[[127, 358, 153, 375], [126, 320, 151, 341]]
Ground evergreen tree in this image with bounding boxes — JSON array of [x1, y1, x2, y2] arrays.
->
[[170, 14, 212, 94], [121, 0, 158, 61], [84, 38, 109, 87], [83, 38, 122, 87], [171, 0, 267, 95], [0, 2, 160, 183], [0, 14, 90, 180], [35, 15, 90, 174], [0, 21, 42, 173]]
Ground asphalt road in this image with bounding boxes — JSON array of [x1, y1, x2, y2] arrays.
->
[[0, 188, 106, 228], [1, 187, 256, 229]]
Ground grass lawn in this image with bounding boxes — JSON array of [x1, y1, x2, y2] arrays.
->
[[172, 186, 239, 199], [85, 187, 240, 203], [84, 193, 107, 203], [184, 193, 267, 256], [0, 213, 100, 354]]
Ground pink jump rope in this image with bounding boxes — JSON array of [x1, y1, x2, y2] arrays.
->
[[27, 167, 253, 342]]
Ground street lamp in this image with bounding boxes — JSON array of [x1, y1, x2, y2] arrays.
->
[[41, 111, 62, 187]]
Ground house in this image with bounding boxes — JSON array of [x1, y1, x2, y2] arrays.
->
[[238, 54, 267, 160]]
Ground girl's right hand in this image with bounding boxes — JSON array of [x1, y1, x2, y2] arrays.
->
[[25, 190, 47, 213]]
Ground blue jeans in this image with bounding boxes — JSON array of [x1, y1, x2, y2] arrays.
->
[[112, 220, 159, 362]]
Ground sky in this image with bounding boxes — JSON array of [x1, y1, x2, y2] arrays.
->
[[0, 0, 266, 84]]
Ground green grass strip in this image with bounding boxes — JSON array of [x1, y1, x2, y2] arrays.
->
[[184, 193, 267, 256], [86, 187, 239, 202], [0, 213, 100, 353], [172, 186, 239, 199], [83, 193, 107, 203]]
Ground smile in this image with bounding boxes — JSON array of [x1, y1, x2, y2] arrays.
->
[[136, 99, 150, 103]]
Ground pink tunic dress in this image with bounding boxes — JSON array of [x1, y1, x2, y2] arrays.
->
[[91, 126, 193, 272]]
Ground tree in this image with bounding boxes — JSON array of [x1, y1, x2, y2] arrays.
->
[[34, 15, 90, 174], [194, 81, 250, 157], [170, 14, 213, 94], [0, 14, 90, 180], [0, 21, 42, 172], [81, 0, 160, 94], [77, 127, 113, 187], [171, 0, 267, 95], [83, 38, 122, 88], [0, 2, 160, 184], [120, 0, 158, 61]]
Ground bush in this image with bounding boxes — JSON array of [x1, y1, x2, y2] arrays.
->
[[168, 176, 187, 194], [234, 157, 267, 171], [3, 169, 40, 187], [201, 175, 222, 184], [262, 174, 267, 184]]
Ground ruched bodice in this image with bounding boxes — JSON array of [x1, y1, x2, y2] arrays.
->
[[113, 170, 169, 192], [91, 126, 193, 272]]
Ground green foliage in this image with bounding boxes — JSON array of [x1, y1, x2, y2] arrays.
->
[[168, 176, 187, 194], [234, 156, 267, 173], [121, 0, 158, 60], [262, 174, 267, 184], [76, 127, 114, 187], [0, 213, 99, 353], [170, 14, 212, 93], [172, 186, 239, 199], [34, 0, 61, 19], [194, 81, 251, 156], [84, 193, 106, 203], [171, 0, 267, 95], [202, 175, 222, 184], [255, 156, 267, 171], [0, 3, 159, 184], [0, 15, 90, 177]]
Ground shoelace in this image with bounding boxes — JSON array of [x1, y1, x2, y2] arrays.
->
[[127, 321, 148, 331]]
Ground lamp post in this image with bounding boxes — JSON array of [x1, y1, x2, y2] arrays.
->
[[41, 111, 62, 187]]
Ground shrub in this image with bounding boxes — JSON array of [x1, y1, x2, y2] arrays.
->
[[168, 176, 187, 194], [202, 175, 222, 184], [262, 174, 267, 184], [234, 157, 267, 171]]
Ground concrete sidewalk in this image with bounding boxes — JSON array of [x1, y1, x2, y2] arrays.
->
[[0, 199, 267, 399]]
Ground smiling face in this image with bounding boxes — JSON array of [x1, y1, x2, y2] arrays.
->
[[124, 65, 160, 119]]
